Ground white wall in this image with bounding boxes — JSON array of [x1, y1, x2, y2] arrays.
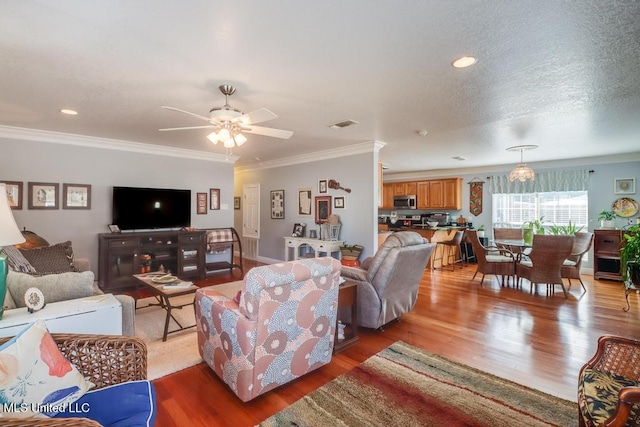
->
[[235, 151, 378, 262], [1, 138, 235, 275]]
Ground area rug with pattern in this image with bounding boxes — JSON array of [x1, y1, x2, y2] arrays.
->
[[259, 341, 577, 427]]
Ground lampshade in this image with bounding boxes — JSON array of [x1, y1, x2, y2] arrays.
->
[[206, 127, 248, 149], [0, 184, 25, 246], [506, 145, 537, 182], [206, 132, 219, 145], [234, 133, 247, 146], [509, 164, 536, 182], [217, 128, 231, 143]]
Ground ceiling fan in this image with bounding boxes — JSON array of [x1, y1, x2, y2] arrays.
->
[[159, 85, 293, 148]]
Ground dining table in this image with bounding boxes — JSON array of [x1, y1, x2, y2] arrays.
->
[[493, 239, 532, 255]]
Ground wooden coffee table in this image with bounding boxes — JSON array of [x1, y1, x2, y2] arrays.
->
[[133, 273, 198, 341]]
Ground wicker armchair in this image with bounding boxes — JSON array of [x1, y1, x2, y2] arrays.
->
[[467, 229, 516, 286], [516, 234, 574, 298], [578, 335, 640, 427], [561, 232, 594, 292], [0, 334, 147, 427]]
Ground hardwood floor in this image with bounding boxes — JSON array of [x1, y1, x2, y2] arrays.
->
[[152, 261, 640, 427]]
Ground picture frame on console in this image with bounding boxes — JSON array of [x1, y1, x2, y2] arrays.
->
[[28, 182, 59, 209], [62, 183, 91, 209], [1, 181, 22, 210], [196, 192, 207, 214], [210, 188, 220, 210], [292, 223, 306, 237]]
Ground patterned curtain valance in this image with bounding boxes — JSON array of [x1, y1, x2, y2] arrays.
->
[[489, 169, 590, 194]]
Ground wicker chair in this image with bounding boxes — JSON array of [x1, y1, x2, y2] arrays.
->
[[467, 229, 516, 286], [578, 335, 640, 427], [493, 227, 525, 253], [0, 334, 147, 427], [516, 234, 575, 298], [561, 232, 594, 292]]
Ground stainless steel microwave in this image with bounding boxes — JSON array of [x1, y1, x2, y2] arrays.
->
[[393, 195, 417, 209]]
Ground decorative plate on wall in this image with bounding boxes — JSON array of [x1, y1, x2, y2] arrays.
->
[[612, 197, 639, 218]]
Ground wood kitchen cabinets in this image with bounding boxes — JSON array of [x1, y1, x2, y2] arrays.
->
[[381, 178, 462, 210]]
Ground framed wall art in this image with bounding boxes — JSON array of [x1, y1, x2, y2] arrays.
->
[[1, 181, 22, 210], [62, 183, 91, 209], [197, 192, 207, 214], [334, 196, 345, 209], [210, 188, 220, 210], [318, 179, 328, 194], [614, 178, 636, 195], [315, 196, 331, 224], [297, 188, 312, 217], [234, 196, 241, 210], [28, 182, 59, 209], [271, 190, 285, 219]]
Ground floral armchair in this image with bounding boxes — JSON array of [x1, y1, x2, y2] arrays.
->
[[195, 257, 341, 402]]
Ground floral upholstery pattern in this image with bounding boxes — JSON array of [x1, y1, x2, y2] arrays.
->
[[579, 368, 640, 426], [195, 257, 341, 402]]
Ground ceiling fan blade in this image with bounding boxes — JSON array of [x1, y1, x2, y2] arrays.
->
[[243, 125, 293, 139], [161, 106, 211, 122], [236, 108, 278, 125], [159, 125, 218, 131]]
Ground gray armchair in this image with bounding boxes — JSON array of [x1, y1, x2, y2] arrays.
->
[[340, 231, 435, 330]]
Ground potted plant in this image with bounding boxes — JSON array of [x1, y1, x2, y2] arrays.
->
[[476, 225, 485, 238], [522, 217, 546, 244], [620, 224, 640, 286], [549, 220, 584, 235], [598, 210, 617, 229]]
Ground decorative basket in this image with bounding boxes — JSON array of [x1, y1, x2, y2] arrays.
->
[[340, 244, 363, 261]]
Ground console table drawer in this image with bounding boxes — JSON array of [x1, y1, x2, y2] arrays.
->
[[179, 234, 204, 244], [109, 239, 138, 248]]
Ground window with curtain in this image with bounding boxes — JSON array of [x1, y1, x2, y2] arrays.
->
[[492, 191, 588, 230]]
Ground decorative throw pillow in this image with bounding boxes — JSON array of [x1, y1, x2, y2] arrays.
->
[[2, 245, 37, 274], [19, 241, 79, 275], [0, 320, 94, 418], [7, 271, 96, 309]]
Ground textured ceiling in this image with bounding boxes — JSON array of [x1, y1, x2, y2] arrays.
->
[[1, 1, 640, 173]]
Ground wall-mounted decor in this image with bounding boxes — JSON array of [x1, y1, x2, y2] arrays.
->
[[28, 182, 58, 210], [612, 197, 638, 218], [292, 223, 306, 237], [210, 188, 220, 210], [271, 190, 285, 219], [234, 197, 241, 210], [328, 179, 351, 193], [197, 192, 207, 214], [297, 188, 312, 217], [62, 183, 91, 209], [334, 196, 345, 209], [1, 181, 22, 210], [614, 178, 636, 195], [468, 178, 485, 216], [315, 196, 331, 224], [318, 179, 328, 194]]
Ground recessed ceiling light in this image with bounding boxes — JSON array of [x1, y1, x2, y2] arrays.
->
[[452, 56, 477, 68], [60, 109, 78, 115], [417, 130, 428, 137]]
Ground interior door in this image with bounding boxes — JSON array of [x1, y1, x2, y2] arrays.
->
[[243, 183, 260, 239]]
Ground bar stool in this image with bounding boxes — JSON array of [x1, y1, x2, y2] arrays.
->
[[433, 230, 464, 271]]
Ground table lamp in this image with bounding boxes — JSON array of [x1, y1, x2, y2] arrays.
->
[[0, 183, 26, 319]]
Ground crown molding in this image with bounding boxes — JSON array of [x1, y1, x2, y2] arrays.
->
[[235, 140, 387, 174], [0, 125, 237, 163], [383, 152, 640, 182]]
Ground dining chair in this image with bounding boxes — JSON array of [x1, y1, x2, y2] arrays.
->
[[561, 232, 594, 292], [516, 234, 575, 298], [493, 227, 524, 253], [467, 229, 516, 287]]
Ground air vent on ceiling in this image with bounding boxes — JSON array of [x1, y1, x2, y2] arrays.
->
[[452, 156, 467, 161], [329, 119, 359, 129]]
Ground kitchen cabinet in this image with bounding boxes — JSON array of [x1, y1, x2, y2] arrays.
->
[[381, 178, 462, 210], [443, 178, 462, 209], [417, 181, 430, 209], [393, 182, 417, 196], [594, 229, 623, 281], [382, 183, 394, 208]]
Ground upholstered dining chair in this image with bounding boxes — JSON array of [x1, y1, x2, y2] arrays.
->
[[516, 234, 575, 298], [467, 229, 516, 287], [561, 232, 594, 292], [578, 335, 640, 427]]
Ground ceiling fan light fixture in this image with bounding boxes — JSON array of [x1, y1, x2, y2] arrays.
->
[[223, 138, 235, 148], [217, 128, 231, 142], [206, 132, 219, 145], [234, 133, 247, 146]]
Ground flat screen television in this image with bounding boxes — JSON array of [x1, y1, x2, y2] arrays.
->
[[112, 186, 191, 231]]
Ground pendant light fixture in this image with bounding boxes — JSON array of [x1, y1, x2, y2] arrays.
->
[[506, 145, 538, 182]]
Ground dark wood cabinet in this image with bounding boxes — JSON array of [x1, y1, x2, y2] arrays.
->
[[594, 229, 623, 281], [334, 280, 358, 354], [98, 230, 206, 292]]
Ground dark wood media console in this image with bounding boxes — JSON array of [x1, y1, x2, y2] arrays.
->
[[98, 230, 206, 293]]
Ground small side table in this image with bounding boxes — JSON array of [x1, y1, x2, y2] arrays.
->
[[334, 279, 358, 354]]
